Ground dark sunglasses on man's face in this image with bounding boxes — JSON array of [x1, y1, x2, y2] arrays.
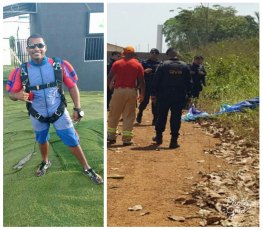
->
[[27, 43, 46, 49], [150, 52, 159, 55]]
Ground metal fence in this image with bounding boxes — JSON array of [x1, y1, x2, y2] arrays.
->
[[6, 36, 104, 65], [85, 35, 103, 61], [9, 38, 29, 66]]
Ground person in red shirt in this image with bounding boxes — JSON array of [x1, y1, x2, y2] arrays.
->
[[107, 46, 145, 145]]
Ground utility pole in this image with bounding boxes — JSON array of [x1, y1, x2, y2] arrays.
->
[[156, 24, 163, 52]]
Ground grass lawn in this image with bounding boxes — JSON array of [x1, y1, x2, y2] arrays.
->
[[3, 88, 104, 227]]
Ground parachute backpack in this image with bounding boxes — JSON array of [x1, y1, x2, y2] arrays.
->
[[20, 57, 67, 123]]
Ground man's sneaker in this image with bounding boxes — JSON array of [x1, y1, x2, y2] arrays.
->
[[83, 168, 103, 185], [36, 160, 51, 177]]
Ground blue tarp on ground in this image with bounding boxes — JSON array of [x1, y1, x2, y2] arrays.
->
[[182, 97, 259, 121], [182, 105, 210, 121]]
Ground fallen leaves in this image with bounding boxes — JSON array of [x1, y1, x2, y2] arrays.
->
[[197, 160, 205, 163], [128, 204, 143, 211], [127, 205, 151, 217], [140, 211, 150, 216], [185, 120, 259, 226], [168, 215, 185, 222], [108, 118, 259, 227]]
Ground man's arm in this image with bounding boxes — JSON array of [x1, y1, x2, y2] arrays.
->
[[137, 77, 145, 103], [199, 65, 206, 86], [68, 85, 81, 121], [150, 63, 162, 103], [6, 68, 28, 101], [69, 85, 81, 108], [9, 90, 29, 101], [185, 65, 193, 96], [107, 63, 111, 75]]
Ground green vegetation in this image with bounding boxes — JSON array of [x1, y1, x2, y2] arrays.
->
[[3, 65, 15, 83], [187, 38, 259, 143], [163, 5, 259, 52], [164, 4, 259, 144], [3, 71, 104, 227]]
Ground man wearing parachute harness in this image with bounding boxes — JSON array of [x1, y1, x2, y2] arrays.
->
[[6, 34, 103, 184]]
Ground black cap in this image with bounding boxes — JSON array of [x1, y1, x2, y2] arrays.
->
[[150, 48, 160, 54], [194, 55, 204, 60], [166, 47, 178, 55]]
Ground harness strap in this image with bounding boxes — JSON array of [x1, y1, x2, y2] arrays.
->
[[28, 101, 65, 123], [53, 57, 63, 92], [53, 57, 67, 107], [20, 57, 67, 123], [28, 81, 58, 91], [20, 63, 29, 92]]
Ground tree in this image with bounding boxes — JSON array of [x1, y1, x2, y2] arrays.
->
[[163, 5, 259, 52], [9, 36, 16, 50]]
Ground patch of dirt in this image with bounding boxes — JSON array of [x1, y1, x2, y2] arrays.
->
[[107, 107, 259, 227]]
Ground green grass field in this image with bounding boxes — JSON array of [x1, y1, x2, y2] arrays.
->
[[3, 81, 104, 226]]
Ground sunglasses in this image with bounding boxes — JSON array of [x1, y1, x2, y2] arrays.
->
[[27, 43, 46, 49], [150, 52, 159, 54]]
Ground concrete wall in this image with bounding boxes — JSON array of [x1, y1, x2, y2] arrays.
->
[[107, 43, 123, 52], [30, 3, 104, 91]]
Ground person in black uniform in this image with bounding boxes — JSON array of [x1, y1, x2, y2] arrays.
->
[[190, 55, 206, 99], [151, 48, 192, 149], [107, 51, 121, 110], [136, 48, 160, 125]]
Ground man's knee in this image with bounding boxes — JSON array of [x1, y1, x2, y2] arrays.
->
[[56, 127, 80, 147], [35, 129, 50, 144]]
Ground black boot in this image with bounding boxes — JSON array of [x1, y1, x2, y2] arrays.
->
[[169, 137, 179, 149], [152, 133, 163, 145], [136, 112, 142, 124]]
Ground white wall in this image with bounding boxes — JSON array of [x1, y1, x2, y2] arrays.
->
[[3, 39, 11, 65]]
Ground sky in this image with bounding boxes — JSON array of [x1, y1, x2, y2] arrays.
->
[[2, 1, 260, 47], [3, 15, 30, 39], [2, 1, 33, 39], [2, 2, 105, 39], [107, 2, 260, 53]]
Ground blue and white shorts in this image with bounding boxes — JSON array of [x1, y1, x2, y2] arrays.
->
[[30, 109, 79, 147]]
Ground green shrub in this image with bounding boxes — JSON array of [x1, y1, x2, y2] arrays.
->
[[189, 38, 259, 142]]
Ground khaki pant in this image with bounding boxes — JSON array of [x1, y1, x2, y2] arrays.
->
[[107, 88, 137, 142]]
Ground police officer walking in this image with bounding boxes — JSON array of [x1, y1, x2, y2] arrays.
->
[[151, 48, 192, 149], [136, 48, 160, 125]]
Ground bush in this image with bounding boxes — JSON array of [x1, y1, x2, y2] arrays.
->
[[189, 38, 259, 142]]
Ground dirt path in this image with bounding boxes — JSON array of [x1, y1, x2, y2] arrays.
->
[[107, 107, 240, 227]]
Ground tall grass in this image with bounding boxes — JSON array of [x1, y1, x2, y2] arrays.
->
[[188, 38, 259, 143]]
